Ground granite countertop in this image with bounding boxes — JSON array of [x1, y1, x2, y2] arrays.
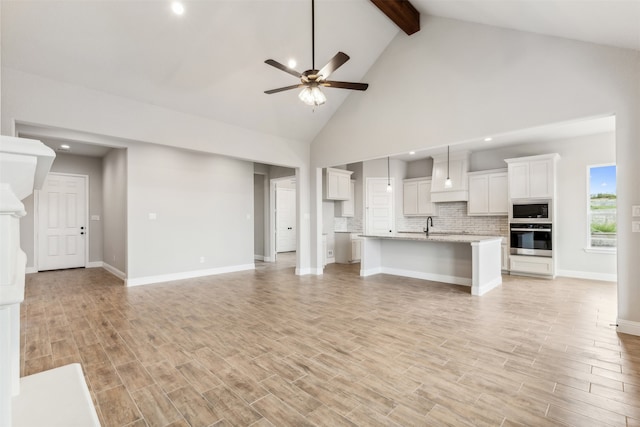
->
[[360, 232, 504, 243]]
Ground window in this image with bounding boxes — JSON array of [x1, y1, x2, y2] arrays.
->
[[588, 164, 616, 250]]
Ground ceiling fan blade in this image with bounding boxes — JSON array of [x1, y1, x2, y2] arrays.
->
[[265, 59, 302, 78], [318, 52, 350, 80], [264, 84, 305, 94], [321, 81, 369, 91]]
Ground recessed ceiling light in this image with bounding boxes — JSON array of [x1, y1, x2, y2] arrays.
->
[[484, 137, 493, 142], [171, 1, 185, 15], [288, 59, 297, 69], [409, 151, 416, 155], [60, 144, 70, 150]]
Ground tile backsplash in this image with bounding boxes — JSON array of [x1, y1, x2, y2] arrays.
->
[[334, 202, 507, 237], [334, 216, 363, 233], [396, 202, 508, 236]]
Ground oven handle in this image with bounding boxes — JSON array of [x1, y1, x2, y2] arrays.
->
[[510, 228, 552, 232]]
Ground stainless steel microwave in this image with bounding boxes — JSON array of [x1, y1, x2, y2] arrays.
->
[[511, 200, 551, 222]]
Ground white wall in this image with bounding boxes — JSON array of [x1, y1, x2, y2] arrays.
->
[[103, 148, 127, 274], [253, 174, 265, 258], [312, 16, 640, 332], [1, 68, 312, 274], [19, 152, 105, 268], [125, 142, 254, 281]]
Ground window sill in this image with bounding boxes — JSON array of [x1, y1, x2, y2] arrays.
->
[[584, 247, 617, 254]]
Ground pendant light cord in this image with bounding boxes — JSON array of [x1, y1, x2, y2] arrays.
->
[[447, 146, 450, 179], [311, 0, 315, 70], [388, 156, 391, 185]]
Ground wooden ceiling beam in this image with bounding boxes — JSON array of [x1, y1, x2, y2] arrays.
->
[[370, 0, 420, 35]]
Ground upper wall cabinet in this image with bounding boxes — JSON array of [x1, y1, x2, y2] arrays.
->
[[337, 180, 356, 217], [403, 178, 436, 216], [467, 169, 508, 216], [505, 154, 560, 199], [324, 168, 353, 200]]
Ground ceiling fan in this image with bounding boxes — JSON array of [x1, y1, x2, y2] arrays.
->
[[264, 0, 369, 107]]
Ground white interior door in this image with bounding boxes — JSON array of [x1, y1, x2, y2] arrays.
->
[[37, 173, 87, 271], [276, 187, 296, 252], [366, 178, 394, 235]]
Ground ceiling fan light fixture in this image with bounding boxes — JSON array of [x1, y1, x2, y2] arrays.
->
[[298, 86, 326, 106]]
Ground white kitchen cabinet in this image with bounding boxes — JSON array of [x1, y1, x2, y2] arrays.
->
[[335, 232, 362, 263], [510, 255, 554, 276], [403, 178, 436, 216], [351, 238, 362, 262], [467, 169, 508, 216], [430, 150, 470, 202], [337, 180, 355, 217], [324, 168, 353, 200], [505, 154, 559, 199], [501, 243, 509, 271]]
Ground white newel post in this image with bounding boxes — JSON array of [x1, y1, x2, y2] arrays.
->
[[0, 136, 54, 427], [1, 136, 101, 427]]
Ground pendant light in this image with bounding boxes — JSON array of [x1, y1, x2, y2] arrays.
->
[[386, 156, 393, 193], [444, 145, 453, 189]]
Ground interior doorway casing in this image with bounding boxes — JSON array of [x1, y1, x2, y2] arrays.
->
[[270, 175, 296, 262]]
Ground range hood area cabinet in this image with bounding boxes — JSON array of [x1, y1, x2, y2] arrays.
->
[[430, 150, 470, 202], [324, 168, 353, 200]]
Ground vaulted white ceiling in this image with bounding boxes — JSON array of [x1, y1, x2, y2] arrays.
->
[[2, 0, 638, 145]]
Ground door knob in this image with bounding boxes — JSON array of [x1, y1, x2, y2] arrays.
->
[[81, 232, 84, 235], [80, 226, 84, 230]]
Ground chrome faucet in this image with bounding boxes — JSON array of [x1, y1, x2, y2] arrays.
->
[[425, 216, 433, 235]]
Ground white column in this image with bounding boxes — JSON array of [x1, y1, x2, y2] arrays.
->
[[0, 136, 55, 427]]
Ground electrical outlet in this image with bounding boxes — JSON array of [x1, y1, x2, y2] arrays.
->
[[633, 206, 640, 217], [633, 221, 640, 233], [199, 256, 205, 263], [327, 249, 334, 257]]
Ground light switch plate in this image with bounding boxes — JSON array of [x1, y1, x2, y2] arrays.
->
[[90, 215, 100, 221], [148, 213, 157, 220], [633, 221, 640, 233], [633, 205, 640, 217]]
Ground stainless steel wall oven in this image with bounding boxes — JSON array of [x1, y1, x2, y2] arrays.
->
[[510, 223, 552, 257]]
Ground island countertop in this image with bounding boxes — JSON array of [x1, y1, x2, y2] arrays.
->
[[360, 232, 504, 244]]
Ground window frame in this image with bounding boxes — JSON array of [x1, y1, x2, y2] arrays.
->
[[585, 163, 617, 254]]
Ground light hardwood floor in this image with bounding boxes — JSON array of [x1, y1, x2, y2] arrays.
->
[[21, 257, 640, 427]]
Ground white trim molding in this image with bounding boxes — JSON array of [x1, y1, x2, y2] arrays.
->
[[25, 267, 37, 274], [102, 263, 126, 280], [254, 255, 264, 261], [125, 263, 255, 287], [86, 261, 103, 269], [617, 319, 640, 337], [557, 269, 617, 283]]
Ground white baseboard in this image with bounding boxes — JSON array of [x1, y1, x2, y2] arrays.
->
[[557, 269, 617, 282], [295, 267, 313, 276], [86, 261, 103, 268], [360, 267, 383, 277], [25, 266, 37, 274], [254, 255, 265, 261], [326, 257, 335, 265], [382, 267, 472, 286], [263, 256, 275, 262], [617, 319, 640, 337], [474, 276, 502, 296], [125, 263, 255, 287], [102, 263, 126, 280]]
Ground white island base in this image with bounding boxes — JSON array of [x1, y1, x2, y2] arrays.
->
[[360, 234, 503, 296]]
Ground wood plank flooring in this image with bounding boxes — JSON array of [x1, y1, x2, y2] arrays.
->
[[21, 256, 640, 426]]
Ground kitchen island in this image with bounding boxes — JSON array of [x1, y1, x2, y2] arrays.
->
[[360, 233, 503, 296]]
